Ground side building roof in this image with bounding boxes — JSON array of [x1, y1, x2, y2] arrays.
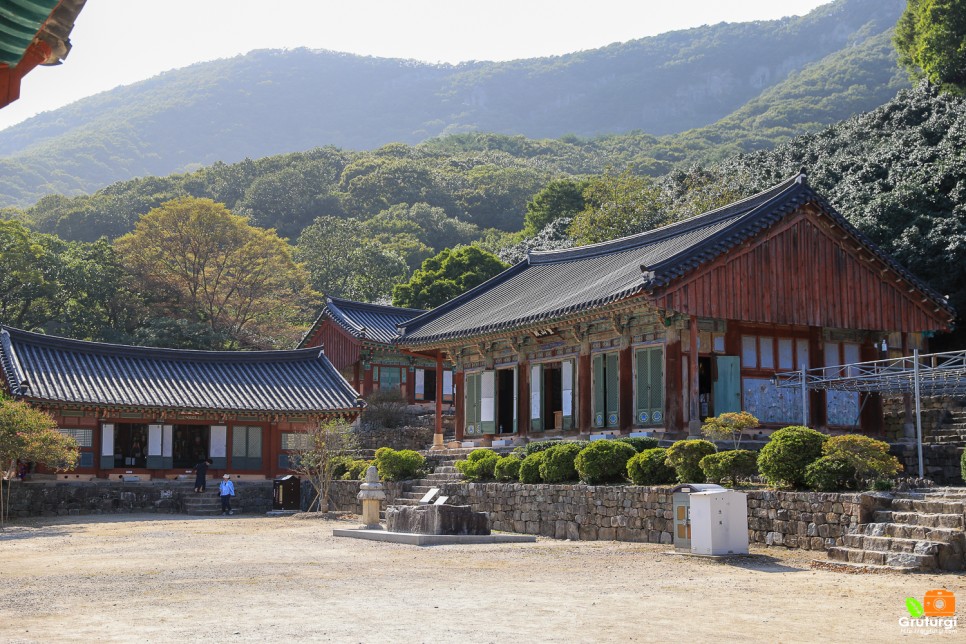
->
[[0, 326, 363, 415], [398, 172, 955, 345], [298, 296, 425, 347]]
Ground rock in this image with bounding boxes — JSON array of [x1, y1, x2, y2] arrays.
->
[[385, 504, 490, 535]]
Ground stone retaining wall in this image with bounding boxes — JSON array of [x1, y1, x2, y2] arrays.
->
[[892, 444, 965, 486], [328, 481, 879, 551], [352, 425, 434, 451]]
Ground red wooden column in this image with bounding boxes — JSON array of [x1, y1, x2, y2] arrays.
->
[[518, 357, 530, 438], [405, 365, 416, 404], [688, 317, 700, 436], [578, 347, 592, 433], [361, 364, 374, 398], [859, 339, 884, 434], [619, 343, 634, 432], [434, 352, 444, 448], [901, 332, 914, 441], [808, 326, 826, 428], [455, 370, 465, 441], [664, 325, 684, 433]]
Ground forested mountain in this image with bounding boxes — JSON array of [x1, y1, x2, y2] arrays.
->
[[0, 0, 904, 206]]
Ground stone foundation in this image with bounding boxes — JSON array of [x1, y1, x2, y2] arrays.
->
[[891, 444, 965, 486]]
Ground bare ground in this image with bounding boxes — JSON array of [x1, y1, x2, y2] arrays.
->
[[0, 513, 960, 643]]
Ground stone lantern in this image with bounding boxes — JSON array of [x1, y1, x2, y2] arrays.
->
[[357, 465, 386, 529]]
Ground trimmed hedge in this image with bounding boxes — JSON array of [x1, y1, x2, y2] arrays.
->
[[615, 436, 660, 452], [524, 440, 565, 456], [575, 440, 637, 484], [665, 439, 717, 483], [374, 447, 426, 481], [804, 455, 857, 491], [699, 449, 758, 486], [539, 443, 583, 483], [455, 448, 500, 481], [756, 426, 827, 488], [519, 451, 547, 483], [626, 448, 677, 485], [494, 454, 523, 481]]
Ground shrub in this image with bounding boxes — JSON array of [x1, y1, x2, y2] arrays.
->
[[756, 426, 827, 488], [699, 449, 759, 486], [615, 436, 660, 452], [524, 440, 564, 456], [519, 451, 546, 483], [344, 459, 371, 480], [873, 478, 894, 491], [804, 455, 857, 491], [360, 389, 413, 429], [664, 439, 717, 483], [627, 448, 677, 485], [330, 455, 354, 480], [575, 440, 637, 484], [822, 435, 902, 484], [374, 447, 426, 481], [455, 448, 500, 481], [539, 443, 583, 483], [494, 454, 523, 481], [701, 411, 759, 450]]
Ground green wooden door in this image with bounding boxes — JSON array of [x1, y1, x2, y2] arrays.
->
[[636, 347, 664, 425], [465, 372, 480, 436], [713, 356, 742, 415], [530, 364, 543, 431]]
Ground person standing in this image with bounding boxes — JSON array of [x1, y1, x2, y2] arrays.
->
[[219, 473, 235, 515], [193, 458, 213, 493]]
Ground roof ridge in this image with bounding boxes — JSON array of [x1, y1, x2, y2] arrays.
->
[[327, 296, 425, 315], [529, 172, 804, 265]]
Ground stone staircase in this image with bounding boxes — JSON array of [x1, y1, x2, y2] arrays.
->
[[392, 451, 471, 507], [924, 408, 966, 446], [183, 487, 237, 516], [825, 490, 965, 572]]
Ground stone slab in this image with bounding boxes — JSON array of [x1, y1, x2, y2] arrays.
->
[[332, 528, 536, 545]]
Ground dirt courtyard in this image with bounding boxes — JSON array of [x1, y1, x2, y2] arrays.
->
[[0, 513, 959, 643]]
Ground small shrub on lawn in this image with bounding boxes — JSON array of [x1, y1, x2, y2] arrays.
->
[[374, 447, 426, 481], [615, 436, 660, 452], [699, 449, 758, 486], [519, 451, 546, 483], [756, 426, 827, 488], [627, 448, 677, 485], [576, 440, 637, 484], [804, 455, 857, 491], [494, 454, 523, 481], [539, 443, 583, 483], [665, 439, 717, 483], [454, 448, 500, 481]]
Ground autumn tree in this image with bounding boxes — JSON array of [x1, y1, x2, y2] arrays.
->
[[568, 168, 667, 244], [115, 197, 315, 349], [289, 419, 358, 513], [895, 0, 966, 92], [0, 397, 79, 526], [392, 246, 508, 309]]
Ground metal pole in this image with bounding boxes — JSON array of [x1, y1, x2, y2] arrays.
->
[[913, 349, 924, 479], [801, 363, 808, 427]]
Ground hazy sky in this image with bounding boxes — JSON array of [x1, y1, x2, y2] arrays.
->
[[0, 0, 830, 131]]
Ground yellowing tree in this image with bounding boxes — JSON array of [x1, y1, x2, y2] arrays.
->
[[115, 197, 316, 348]]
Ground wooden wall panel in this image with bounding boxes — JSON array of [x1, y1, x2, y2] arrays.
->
[[653, 209, 950, 333], [302, 322, 360, 372]]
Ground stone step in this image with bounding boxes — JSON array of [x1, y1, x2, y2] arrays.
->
[[889, 498, 965, 514], [843, 534, 943, 554], [858, 522, 964, 543], [873, 510, 964, 529], [826, 546, 937, 570]]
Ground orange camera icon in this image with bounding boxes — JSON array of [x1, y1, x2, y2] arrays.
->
[[924, 589, 956, 617]]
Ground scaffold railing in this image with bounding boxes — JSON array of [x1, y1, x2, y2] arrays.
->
[[775, 349, 966, 397]]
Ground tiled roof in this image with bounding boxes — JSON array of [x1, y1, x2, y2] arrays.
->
[[399, 173, 954, 344], [298, 297, 425, 347], [0, 326, 362, 414]]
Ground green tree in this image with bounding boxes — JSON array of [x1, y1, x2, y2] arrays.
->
[[895, 0, 966, 92], [1, 397, 79, 525], [569, 168, 667, 244], [289, 419, 358, 513], [523, 178, 587, 235], [701, 411, 759, 450], [0, 219, 54, 328], [115, 197, 315, 349], [295, 216, 409, 302], [392, 246, 508, 309]]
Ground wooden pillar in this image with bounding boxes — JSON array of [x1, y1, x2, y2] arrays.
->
[[578, 345, 592, 433], [455, 370, 465, 441], [353, 362, 361, 394], [860, 339, 884, 435], [619, 343, 633, 432], [664, 325, 683, 434], [901, 332, 914, 441], [434, 352, 444, 448], [688, 316, 701, 436], [361, 363, 374, 398], [405, 364, 416, 404], [518, 356, 530, 438]]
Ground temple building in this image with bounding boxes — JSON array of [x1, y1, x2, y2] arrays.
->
[[299, 296, 453, 406], [397, 173, 955, 446], [0, 326, 363, 480]]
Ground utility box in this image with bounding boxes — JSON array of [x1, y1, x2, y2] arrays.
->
[[670, 484, 725, 551], [273, 474, 300, 511], [689, 489, 749, 556]]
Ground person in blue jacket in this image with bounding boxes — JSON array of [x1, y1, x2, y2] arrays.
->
[[219, 474, 235, 515]]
